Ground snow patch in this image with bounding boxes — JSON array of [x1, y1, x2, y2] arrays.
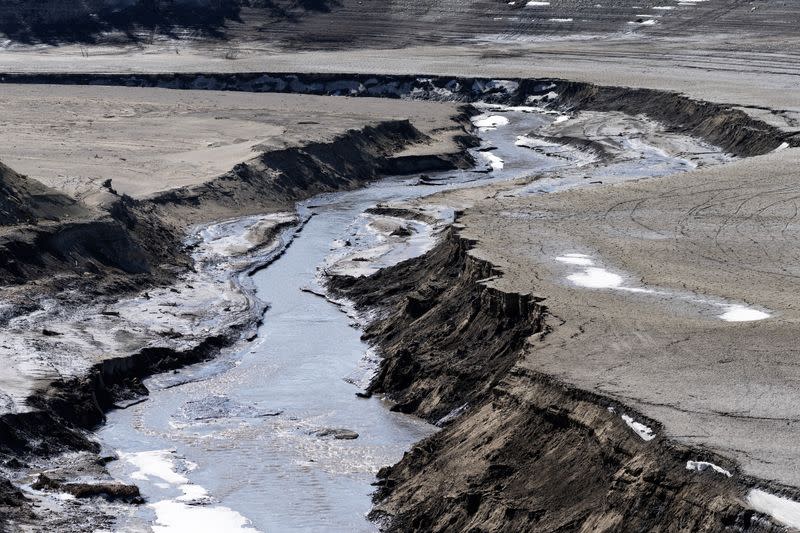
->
[[526, 91, 559, 103], [472, 114, 510, 131], [621, 414, 656, 441], [482, 152, 505, 171], [567, 267, 624, 289], [774, 142, 790, 152], [120, 449, 259, 532], [151, 500, 260, 533], [747, 489, 800, 530], [686, 461, 732, 477], [718, 305, 770, 322], [120, 450, 189, 485]]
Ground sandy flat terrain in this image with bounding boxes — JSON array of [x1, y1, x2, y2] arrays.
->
[[0, 85, 463, 204]]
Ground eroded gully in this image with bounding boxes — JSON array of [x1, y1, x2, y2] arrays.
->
[[96, 106, 729, 532]]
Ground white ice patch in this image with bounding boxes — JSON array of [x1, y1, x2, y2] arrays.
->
[[549, 18, 574, 22], [151, 500, 260, 533], [718, 305, 770, 322], [525, 1, 550, 5], [621, 414, 656, 441], [774, 142, 790, 152], [686, 461, 732, 478], [747, 489, 800, 530], [553, 115, 570, 124], [472, 114, 510, 131], [120, 450, 189, 485], [653, 5, 675, 8], [176, 484, 211, 503], [481, 152, 505, 171], [567, 267, 624, 289], [121, 449, 259, 532]]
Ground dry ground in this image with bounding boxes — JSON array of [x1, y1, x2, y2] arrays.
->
[[0, 86, 463, 205]]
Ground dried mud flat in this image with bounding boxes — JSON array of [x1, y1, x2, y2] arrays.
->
[[0, 2, 799, 531]]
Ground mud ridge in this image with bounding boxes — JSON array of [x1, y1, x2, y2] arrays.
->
[[139, 117, 475, 226], [1, 72, 794, 156], [328, 224, 795, 532]]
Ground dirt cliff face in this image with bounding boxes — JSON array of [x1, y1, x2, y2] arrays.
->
[[329, 229, 545, 423], [328, 229, 785, 533], [3, 73, 792, 157]]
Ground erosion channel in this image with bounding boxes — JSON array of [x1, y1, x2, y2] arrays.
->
[[96, 104, 730, 532]]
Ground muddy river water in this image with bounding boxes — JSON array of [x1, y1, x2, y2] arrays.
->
[[96, 107, 730, 532]]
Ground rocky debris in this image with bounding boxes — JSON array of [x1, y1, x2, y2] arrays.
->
[[32, 474, 143, 503], [389, 226, 413, 237], [312, 428, 360, 440]]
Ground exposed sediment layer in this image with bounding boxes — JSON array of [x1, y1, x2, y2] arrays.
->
[[0, 72, 794, 156], [328, 227, 789, 532], [329, 228, 546, 422]]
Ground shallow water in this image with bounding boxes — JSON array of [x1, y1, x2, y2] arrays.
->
[[97, 108, 724, 532]]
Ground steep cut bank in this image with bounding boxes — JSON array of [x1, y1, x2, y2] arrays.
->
[[1, 73, 794, 156], [328, 228, 546, 423], [328, 228, 790, 532], [0, 160, 164, 289]]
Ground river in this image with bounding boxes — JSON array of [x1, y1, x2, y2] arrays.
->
[[96, 105, 724, 532]]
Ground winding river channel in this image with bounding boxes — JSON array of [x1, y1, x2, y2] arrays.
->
[[96, 106, 728, 532]]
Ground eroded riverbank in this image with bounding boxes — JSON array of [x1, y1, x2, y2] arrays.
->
[[94, 105, 746, 531], [0, 78, 794, 532]]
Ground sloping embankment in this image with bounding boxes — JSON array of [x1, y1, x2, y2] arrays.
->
[[328, 228, 788, 532]]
